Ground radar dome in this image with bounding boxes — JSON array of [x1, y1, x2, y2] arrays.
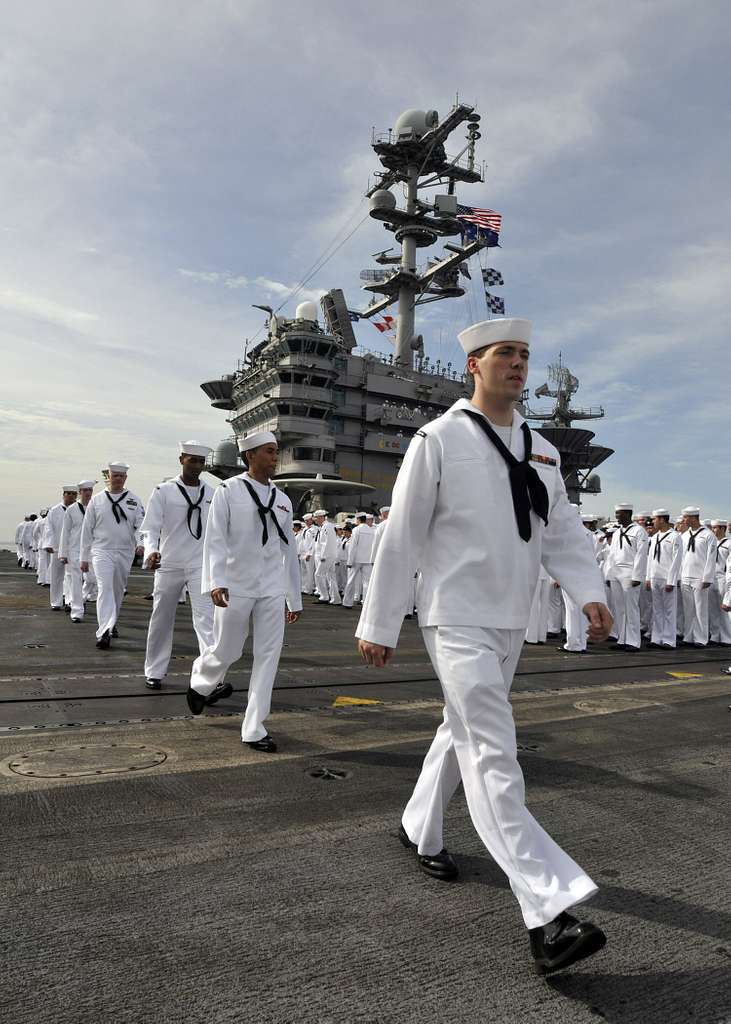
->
[[295, 300, 318, 322], [393, 109, 439, 141], [369, 189, 397, 213]]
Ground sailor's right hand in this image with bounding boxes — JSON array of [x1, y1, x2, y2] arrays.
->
[[358, 640, 393, 668], [60, 557, 68, 565], [146, 552, 161, 570], [211, 587, 229, 608], [80, 562, 89, 573], [45, 547, 54, 554], [644, 581, 651, 591]]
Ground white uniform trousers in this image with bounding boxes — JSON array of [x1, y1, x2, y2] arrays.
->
[[190, 594, 286, 742], [608, 577, 642, 648], [676, 586, 684, 637], [562, 591, 586, 652], [335, 561, 347, 593], [48, 555, 66, 609], [342, 564, 372, 607], [144, 566, 215, 680], [681, 580, 709, 645], [92, 549, 133, 639], [314, 558, 341, 604], [23, 542, 35, 569], [36, 549, 50, 585], [301, 557, 316, 594], [64, 563, 85, 619], [402, 626, 597, 929], [546, 584, 563, 634], [82, 564, 98, 602], [649, 581, 677, 647], [709, 579, 731, 645], [525, 577, 550, 644], [639, 585, 653, 637]]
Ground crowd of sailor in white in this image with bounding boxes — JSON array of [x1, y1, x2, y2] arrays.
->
[[12, 316, 730, 975]]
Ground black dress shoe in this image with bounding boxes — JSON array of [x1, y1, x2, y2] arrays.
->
[[51, 605, 62, 611], [146, 678, 162, 690], [186, 686, 207, 715], [398, 824, 458, 881], [207, 682, 233, 706], [530, 911, 606, 975], [111, 626, 119, 638], [70, 617, 81, 623], [96, 631, 111, 650], [245, 735, 277, 752]]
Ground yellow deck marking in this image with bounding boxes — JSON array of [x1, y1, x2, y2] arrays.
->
[[332, 696, 382, 707], [666, 671, 702, 679]]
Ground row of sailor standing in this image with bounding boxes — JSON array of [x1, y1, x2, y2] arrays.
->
[[525, 503, 731, 651]]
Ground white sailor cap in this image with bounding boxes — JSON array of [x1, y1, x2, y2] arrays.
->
[[365, 512, 375, 518], [355, 511, 367, 520], [77, 479, 97, 490], [379, 506, 390, 513], [237, 430, 277, 453], [108, 461, 130, 473], [303, 512, 313, 520], [314, 509, 328, 517], [179, 440, 213, 457], [458, 318, 531, 357], [614, 503, 633, 512], [292, 520, 302, 526], [62, 483, 79, 492], [710, 519, 727, 527], [581, 513, 597, 523], [602, 522, 616, 532], [651, 508, 670, 517], [40, 508, 49, 515], [635, 511, 651, 519], [681, 506, 700, 516]]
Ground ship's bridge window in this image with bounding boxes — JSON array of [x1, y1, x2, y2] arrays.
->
[[322, 449, 335, 462], [286, 339, 302, 353], [293, 447, 321, 461], [278, 371, 292, 384]]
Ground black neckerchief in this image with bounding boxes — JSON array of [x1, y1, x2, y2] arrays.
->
[[461, 409, 549, 542], [687, 527, 703, 553], [242, 478, 288, 547], [105, 490, 128, 524], [175, 481, 205, 540], [618, 525, 634, 550], [653, 531, 668, 561], [77, 502, 85, 517]]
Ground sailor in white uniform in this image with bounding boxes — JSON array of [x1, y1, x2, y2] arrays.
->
[[141, 442, 216, 689], [644, 509, 682, 648], [674, 513, 687, 637], [313, 510, 341, 604], [371, 506, 390, 563], [42, 486, 78, 610], [603, 503, 648, 650], [357, 318, 610, 975], [709, 521, 731, 645], [21, 515, 38, 570], [58, 480, 97, 621], [342, 513, 374, 608], [525, 563, 551, 644], [679, 506, 716, 646], [187, 431, 302, 751], [562, 513, 604, 653], [300, 513, 317, 594], [80, 462, 145, 649], [33, 511, 50, 584], [337, 525, 352, 593], [14, 518, 27, 566]]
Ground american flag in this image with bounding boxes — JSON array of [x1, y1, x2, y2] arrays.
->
[[372, 315, 394, 334], [457, 204, 502, 234]]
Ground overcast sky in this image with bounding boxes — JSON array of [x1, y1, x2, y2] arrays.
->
[[2, 0, 729, 538]]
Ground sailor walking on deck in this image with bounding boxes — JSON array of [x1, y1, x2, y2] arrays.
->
[[58, 480, 97, 621], [603, 503, 648, 650], [342, 512, 374, 607], [14, 518, 27, 566], [140, 442, 215, 689], [33, 511, 49, 585], [562, 513, 603, 653], [300, 513, 317, 595], [313, 510, 341, 605], [80, 462, 145, 649], [21, 514, 37, 570], [186, 432, 301, 751], [42, 486, 78, 611], [356, 319, 610, 976]]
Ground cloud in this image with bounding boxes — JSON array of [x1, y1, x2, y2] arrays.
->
[[0, 287, 99, 330]]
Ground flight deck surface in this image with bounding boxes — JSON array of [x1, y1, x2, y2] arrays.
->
[[1, 551, 729, 1024]]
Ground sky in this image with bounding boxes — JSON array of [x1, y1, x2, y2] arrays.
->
[[1, 0, 730, 538]]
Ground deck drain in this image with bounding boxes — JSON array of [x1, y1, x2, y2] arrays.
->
[[24, 644, 46, 649], [306, 766, 351, 781], [8, 743, 168, 779]]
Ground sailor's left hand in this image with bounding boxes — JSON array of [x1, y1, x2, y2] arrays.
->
[[286, 611, 301, 624], [135, 546, 145, 558], [583, 602, 613, 642], [701, 582, 711, 589]]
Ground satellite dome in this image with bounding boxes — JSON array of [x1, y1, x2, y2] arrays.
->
[[369, 189, 397, 213], [295, 300, 318, 322], [393, 109, 439, 141]]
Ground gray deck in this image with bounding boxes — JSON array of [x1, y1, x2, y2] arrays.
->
[[1, 552, 729, 1023]]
